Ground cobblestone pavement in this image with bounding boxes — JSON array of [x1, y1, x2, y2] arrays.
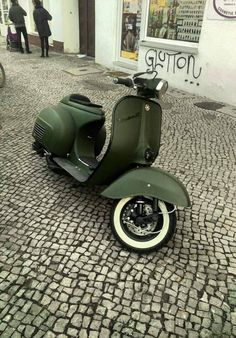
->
[[0, 41, 236, 338]]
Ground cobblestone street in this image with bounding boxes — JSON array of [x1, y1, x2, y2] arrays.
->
[[0, 40, 236, 338]]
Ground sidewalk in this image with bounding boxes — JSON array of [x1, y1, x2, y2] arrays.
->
[[0, 44, 235, 338]]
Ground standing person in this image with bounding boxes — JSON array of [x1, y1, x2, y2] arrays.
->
[[9, 0, 32, 54], [33, 0, 52, 58]]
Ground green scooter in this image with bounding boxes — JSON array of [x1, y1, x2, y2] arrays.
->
[[32, 71, 190, 253]]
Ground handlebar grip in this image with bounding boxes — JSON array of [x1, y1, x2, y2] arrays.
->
[[113, 77, 133, 87]]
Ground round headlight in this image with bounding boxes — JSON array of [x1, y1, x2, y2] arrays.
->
[[156, 80, 168, 99]]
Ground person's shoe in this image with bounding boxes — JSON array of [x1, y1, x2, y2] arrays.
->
[[20, 49, 24, 54], [26, 51, 32, 54], [46, 54, 49, 58], [41, 53, 45, 58]]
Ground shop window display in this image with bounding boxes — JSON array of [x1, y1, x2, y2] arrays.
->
[[120, 0, 142, 61], [147, 0, 206, 43], [0, 0, 10, 25]]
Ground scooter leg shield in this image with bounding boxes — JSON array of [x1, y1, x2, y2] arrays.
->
[[101, 167, 191, 207]]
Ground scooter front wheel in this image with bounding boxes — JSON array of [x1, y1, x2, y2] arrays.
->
[[111, 196, 176, 253]]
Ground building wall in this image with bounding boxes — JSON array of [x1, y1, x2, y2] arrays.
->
[[2, 0, 79, 54], [49, 0, 63, 44], [138, 2, 236, 106], [95, 0, 119, 69], [95, 0, 236, 106], [61, 0, 79, 53]]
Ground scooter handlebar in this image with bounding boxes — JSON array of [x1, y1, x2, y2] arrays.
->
[[113, 77, 133, 87]]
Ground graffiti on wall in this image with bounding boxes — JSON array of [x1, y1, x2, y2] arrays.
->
[[145, 48, 202, 85]]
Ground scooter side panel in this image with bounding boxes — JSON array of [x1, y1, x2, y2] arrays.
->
[[33, 105, 75, 157], [101, 167, 191, 207]]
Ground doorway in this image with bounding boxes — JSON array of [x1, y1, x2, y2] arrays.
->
[[79, 0, 95, 57]]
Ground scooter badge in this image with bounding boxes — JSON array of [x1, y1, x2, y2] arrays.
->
[[145, 104, 151, 111]]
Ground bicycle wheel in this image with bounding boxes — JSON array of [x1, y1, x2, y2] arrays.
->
[[0, 63, 6, 88]]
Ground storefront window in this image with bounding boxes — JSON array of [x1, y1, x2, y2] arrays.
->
[[147, 0, 206, 43], [0, 0, 11, 25], [3, 0, 9, 22], [120, 0, 142, 61]]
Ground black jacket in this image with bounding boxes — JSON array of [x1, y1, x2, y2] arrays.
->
[[9, 4, 27, 28], [33, 5, 52, 37]]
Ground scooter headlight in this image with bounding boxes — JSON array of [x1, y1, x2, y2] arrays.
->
[[156, 80, 168, 99]]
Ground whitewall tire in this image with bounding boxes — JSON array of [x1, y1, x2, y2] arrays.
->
[[111, 197, 176, 253]]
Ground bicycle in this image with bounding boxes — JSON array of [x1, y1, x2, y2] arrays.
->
[[0, 62, 6, 88]]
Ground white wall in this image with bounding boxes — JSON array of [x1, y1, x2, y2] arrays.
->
[[95, 0, 119, 68], [138, 0, 236, 105], [18, 0, 31, 28], [95, 0, 236, 106], [61, 0, 79, 53], [196, 17, 236, 105], [48, 0, 63, 43], [17, 0, 79, 53]]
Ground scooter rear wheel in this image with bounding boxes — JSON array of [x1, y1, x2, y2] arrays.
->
[[111, 196, 176, 253]]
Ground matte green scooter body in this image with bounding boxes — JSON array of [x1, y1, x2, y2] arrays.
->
[[87, 95, 162, 185], [101, 167, 191, 207], [33, 93, 190, 206], [33, 95, 105, 158]]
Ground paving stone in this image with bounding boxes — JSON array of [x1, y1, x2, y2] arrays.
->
[[156, 330, 167, 338], [175, 326, 187, 336], [30, 304, 42, 316], [67, 328, 79, 336], [231, 312, 236, 325], [0, 327, 15, 337], [164, 320, 175, 333], [0, 41, 235, 338], [54, 319, 69, 333], [0, 322, 8, 331], [136, 322, 146, 334], [25, 325, 35, 338], [80, 329, 88, 338], [99, 328, 111, 338], [44, 332, 56, 338], [71, 314, 82, 327], [11, 333, 22, 338], [32, 316, 45, 327]]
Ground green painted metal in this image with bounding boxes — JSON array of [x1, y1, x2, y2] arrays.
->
[[87, 96, 162, 185], [33, 96, 105, 159], [33, 93, 190, 208], [33, 105, 75, 157], [101, 167, 191, 207]]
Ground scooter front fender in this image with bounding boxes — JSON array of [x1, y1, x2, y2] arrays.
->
[[101, 167, 191, 207]]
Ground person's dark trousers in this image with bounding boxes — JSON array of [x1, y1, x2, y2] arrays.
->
[[40, 36, 49, 57], [16, 26, 31, 53]]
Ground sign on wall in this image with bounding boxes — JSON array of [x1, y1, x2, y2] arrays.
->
[[208, 0, 236, 19]]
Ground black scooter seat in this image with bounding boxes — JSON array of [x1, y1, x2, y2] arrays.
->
[[69, 94, 103, 108]]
